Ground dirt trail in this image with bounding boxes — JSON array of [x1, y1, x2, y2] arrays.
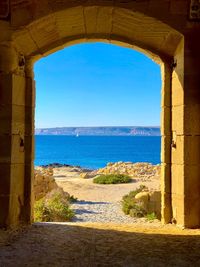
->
[[54, 167, 160, 202]]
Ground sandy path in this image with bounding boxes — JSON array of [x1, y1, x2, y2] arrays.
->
[[54, 167, 160, 202], [53, 167, 160, 224]]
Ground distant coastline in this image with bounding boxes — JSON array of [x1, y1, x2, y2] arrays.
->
[[35, 126, 160, 136]]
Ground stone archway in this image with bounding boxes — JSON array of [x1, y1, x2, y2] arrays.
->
[[0, 0, 200, 228]]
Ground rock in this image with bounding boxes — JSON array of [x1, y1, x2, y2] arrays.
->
[[80, 173, 89, 179], [48, 181, 58, 191], [135, 192, 149, 201], [34, 174, 43, 184], [97, 161, 161, 179], [34, 168, 58, 201], [135, 190, 161, 219], [69, 167, 82, 172], [80, 171, 97, 179], [135, 192, 149, 210], [148, 191, 161, 219]]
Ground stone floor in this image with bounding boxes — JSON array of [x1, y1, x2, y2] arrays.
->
[[1, 222, 200, 267]]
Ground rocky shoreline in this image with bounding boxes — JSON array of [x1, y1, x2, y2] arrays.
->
[[38, 162, 92, 172], [36, 161, 161, 179], [97, 161, 160, 180]]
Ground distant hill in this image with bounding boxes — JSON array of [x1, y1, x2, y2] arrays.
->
[[35, 126, 160, 136]]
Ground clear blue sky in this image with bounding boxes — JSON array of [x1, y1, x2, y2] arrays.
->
[[34, 42, 161, 128]]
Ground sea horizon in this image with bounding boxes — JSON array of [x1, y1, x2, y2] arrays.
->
[[35, 126, 160, 137], [35, 135, 161, 169]]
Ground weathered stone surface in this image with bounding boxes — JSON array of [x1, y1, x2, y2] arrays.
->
[[97, 162, 160, 181], [135, 191, 161, 219], [80, 172, 96, 179], [34, 167, 58, 201]]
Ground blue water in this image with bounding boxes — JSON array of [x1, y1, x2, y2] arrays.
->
[[35, 136, 161, 169]]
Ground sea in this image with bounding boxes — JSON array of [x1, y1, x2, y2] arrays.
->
[[35, 136, 161, 169]]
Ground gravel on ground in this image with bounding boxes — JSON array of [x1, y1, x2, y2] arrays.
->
[[71, 200, 160, 224]]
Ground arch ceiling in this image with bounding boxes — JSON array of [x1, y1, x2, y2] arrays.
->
[[9, 2, 183, 62]]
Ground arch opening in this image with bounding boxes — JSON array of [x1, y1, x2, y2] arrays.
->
[[1, 1, 192, 228], [33, 42, 163, 223]]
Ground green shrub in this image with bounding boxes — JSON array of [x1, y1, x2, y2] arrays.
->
[[129, 204, 146, 218], [93, 174, 131, 184], [146, 212, 157, 221], [34, 198, 51, 222], [34, 188, 75, 222], [122, 184, 147, 202], [121, 185, 148, 217]]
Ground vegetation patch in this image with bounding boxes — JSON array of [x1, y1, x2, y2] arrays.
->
[[93, 174, 132, 184], [34, 188, 75, 222], [145, 212, 157, 221], [122, 185, 149, 218]]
